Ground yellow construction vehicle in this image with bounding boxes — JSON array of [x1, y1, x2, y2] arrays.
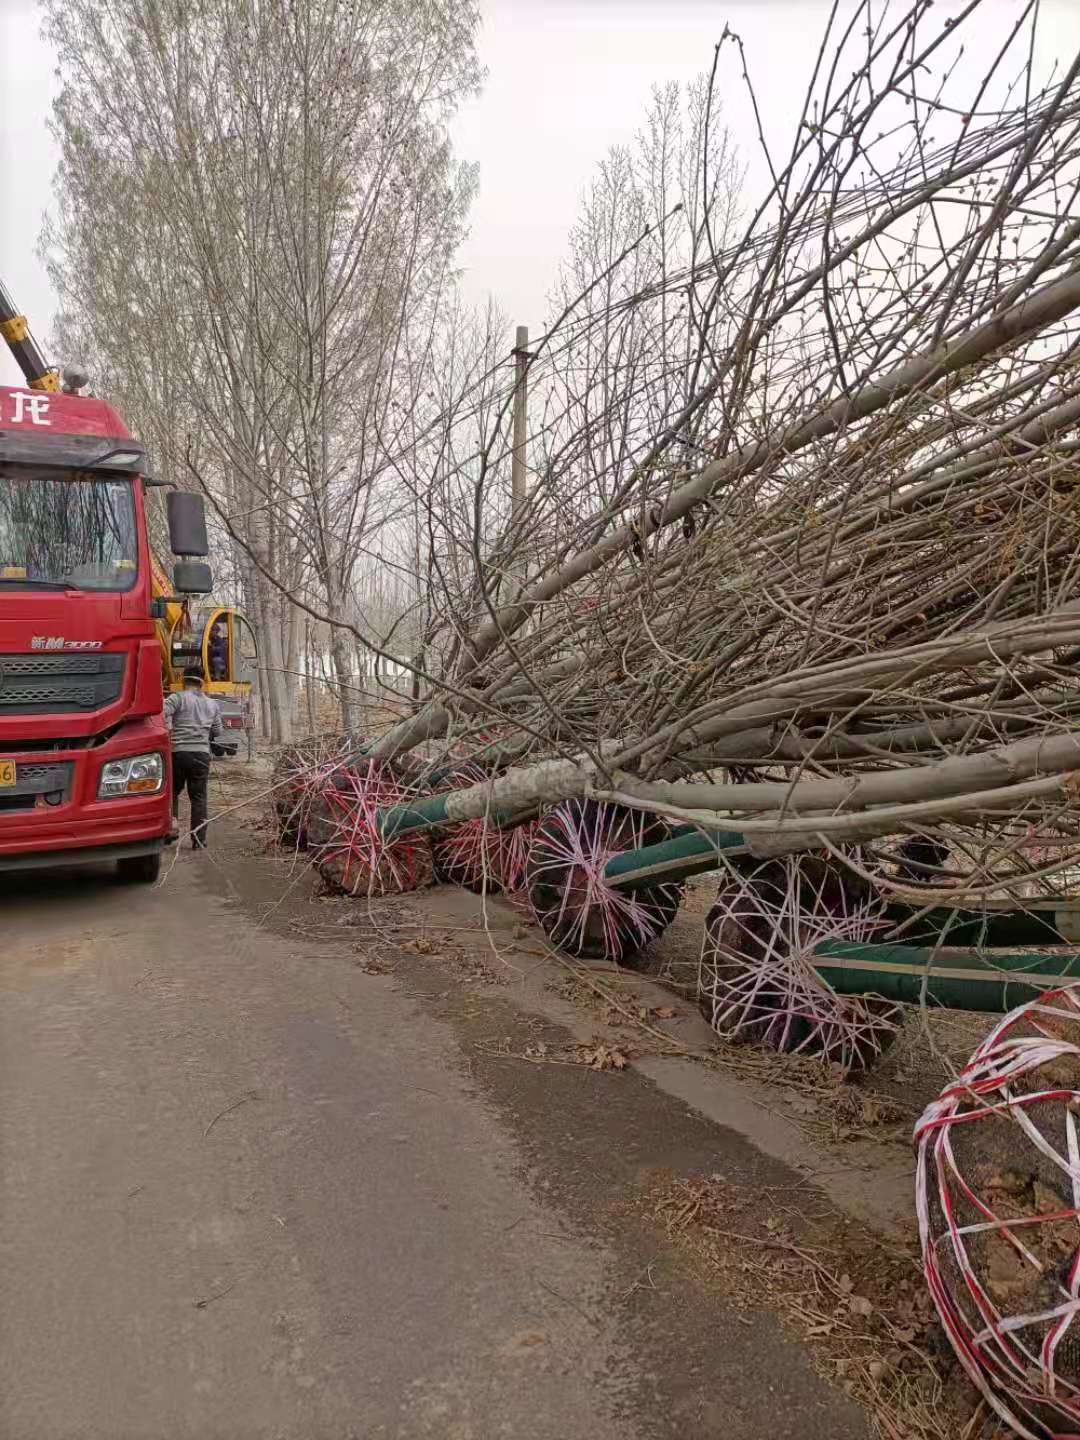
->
[[150, 551, 258, 738]]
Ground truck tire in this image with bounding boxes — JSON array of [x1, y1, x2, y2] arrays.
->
[[116, 852, 162, 884]]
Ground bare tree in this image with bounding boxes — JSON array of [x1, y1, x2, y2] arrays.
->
[[43, 0, 481, 740], [544, 78, 740, 515]]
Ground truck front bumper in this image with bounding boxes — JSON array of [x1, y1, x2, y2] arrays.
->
[[0, 838, 166, 873], [0, 720, 172, 861]]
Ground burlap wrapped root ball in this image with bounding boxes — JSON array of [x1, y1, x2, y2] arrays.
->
[[432, 817, 538, 894], [525, 798, 681, 961], [271, 735, 365, 849], [271, 744, 320, 848], [307, 760, 433, 898], [426, 763, 534, 895], [916, 985, 1080, 1439], [699, 855, 899, 1075]]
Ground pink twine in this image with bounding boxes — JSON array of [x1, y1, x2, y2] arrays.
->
[[496, 819, 537, 895], [527, 799, 679, 961], [429, 763, 537, 896], [275, 746, 357, 847], [699, 856, 897, 1075], [315, 760, 430, 896]]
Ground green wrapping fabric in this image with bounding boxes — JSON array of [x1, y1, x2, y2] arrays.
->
[[374, 793, 524, 840], [813, 940, 1080, 1012], [376, 792, 451, 839], [882, 903, 1080, 947], [601, 826, 746, 888]]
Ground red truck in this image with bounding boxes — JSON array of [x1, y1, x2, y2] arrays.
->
[[0, 381, 212, 882]]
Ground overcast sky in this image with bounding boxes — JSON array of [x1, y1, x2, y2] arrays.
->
[[2, 0, 1079, 386]]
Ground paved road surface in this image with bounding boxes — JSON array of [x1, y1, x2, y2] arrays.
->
[[0, 842, 869, 1440]]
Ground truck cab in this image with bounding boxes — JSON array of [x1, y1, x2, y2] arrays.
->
[[0, 383, 209, 880]]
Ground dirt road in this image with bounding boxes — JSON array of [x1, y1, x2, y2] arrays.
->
[[0, 825, 872, 1440]]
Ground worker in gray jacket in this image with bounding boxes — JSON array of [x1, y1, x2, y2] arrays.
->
[[164, 669, 225, 849]]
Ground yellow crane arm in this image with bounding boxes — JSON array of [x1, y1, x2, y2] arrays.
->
[[150, 550, 189, 690], [0, 279, 60, 390]]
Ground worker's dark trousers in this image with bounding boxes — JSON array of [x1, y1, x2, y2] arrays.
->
[[172, 751, 211, 848]]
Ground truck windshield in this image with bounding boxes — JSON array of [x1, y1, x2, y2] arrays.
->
[[0, 465, 138, 592]]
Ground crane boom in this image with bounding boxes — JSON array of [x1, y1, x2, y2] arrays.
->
[[0, 278, 60, 391]]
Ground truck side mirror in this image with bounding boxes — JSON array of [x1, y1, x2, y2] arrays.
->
[[173, 560, 213, 594], [167, 491, 209, 557]]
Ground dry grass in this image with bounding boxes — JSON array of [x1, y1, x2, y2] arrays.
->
[[650, 1173, 996, 1440], [473, 1031, 633, 1070]]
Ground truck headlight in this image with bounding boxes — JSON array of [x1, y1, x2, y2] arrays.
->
[[98, 752, 165, 798]]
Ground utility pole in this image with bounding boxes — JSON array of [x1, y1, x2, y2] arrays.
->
[[510, 324, 529, 599]]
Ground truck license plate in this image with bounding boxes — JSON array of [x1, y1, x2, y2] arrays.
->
[[0, 762, 15, 788]]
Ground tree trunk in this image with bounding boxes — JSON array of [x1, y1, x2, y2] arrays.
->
[[266, 591, 293, 744], [352, 635, 369, 706], [250, 513, 292, 744], [329, 621, 359, 733], [305, 621, 318, 734], [241, 562, 272, 739], [284, 600, 301, 733]]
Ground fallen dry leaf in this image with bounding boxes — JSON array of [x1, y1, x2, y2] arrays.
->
[[578, 1045, 630, 1071]]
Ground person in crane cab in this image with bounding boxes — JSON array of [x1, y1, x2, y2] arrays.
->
[[164, 669, 225, 849], [209, 620, 228, 681]]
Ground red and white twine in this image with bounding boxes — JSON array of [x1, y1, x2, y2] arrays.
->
[[915, 985, 1080, 1440]]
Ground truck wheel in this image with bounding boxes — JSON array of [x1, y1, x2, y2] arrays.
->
[[116, 852, 162, 884]]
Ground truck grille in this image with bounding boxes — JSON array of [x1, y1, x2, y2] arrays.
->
[[0, 760, 74, 813], [0, 654, 125, 715], [11, 761, 73, 795]]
